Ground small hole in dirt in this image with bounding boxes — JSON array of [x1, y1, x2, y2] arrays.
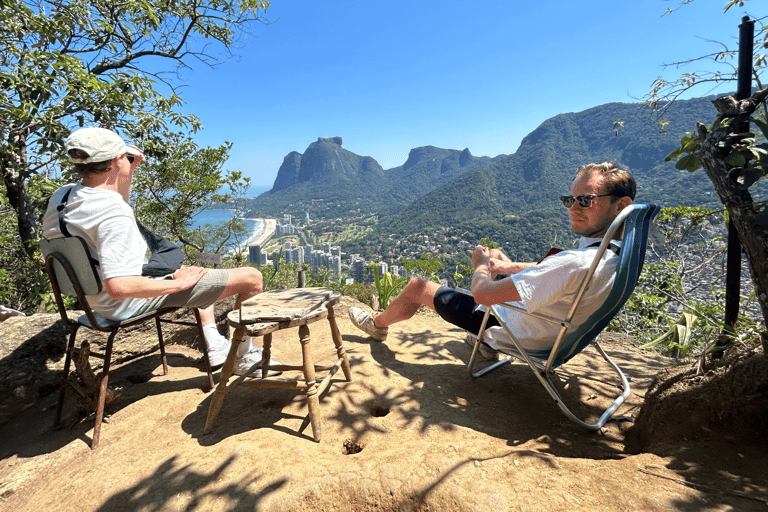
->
[[343, 439, 364, 455], [370, 402, 390, 417]]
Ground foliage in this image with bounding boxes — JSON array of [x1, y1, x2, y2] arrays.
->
[[650, 4, 768, 332], [402, 255, 444, 283], [0, 175, 60, 313], [0, 0, 268, 310], [609, 207, 763, 356], [366, 263, 407, 310], [256, 259, 376, 308], [0, 0, 270, 259], [341, 283, 375, 308], [130, 133, 252, 259], [639, 311, 699, 358]]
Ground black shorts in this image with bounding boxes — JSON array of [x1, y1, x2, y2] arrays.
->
[[432, 286, 500, 335]]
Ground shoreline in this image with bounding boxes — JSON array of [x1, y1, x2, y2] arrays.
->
[[249, 218, 276, 247]]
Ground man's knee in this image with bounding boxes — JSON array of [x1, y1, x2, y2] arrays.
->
[[405, 276, 428, 293], [404, 276, 439, 304], [228, 266, 263, 296]]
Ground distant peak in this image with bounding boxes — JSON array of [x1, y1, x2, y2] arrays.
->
[[317, 136, 343, 147]]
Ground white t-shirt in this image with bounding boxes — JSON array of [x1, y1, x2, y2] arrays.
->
[[43, 184, 149, 320], [483, 237, 621, 353]]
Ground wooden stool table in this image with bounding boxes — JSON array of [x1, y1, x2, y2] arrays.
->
[[203, 287, 352, 442]]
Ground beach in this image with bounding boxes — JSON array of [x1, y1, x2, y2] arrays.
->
[[250, 218, 276, 247]]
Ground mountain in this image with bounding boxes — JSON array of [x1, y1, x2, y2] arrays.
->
[[246, 139, 503, 217], [378, 96, 723, 237], [270, 137, 385, 193]]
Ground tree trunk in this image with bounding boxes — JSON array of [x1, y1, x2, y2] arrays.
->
[[696, 93, 768, 328], [0, 135, 40, 260]]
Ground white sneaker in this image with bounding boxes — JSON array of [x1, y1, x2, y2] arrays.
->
[[232, 347, 283, 377], [207, 344, 230, 368], [348, 306, 388, 341], [465, 333, 500, 360]]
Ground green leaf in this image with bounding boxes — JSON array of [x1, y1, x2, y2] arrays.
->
[[752, 118, 768, 141], [725, 150, 747, 167], [665, 146, 684, 161], [675, 154, 702, 172], [736, 169, 761, 189]]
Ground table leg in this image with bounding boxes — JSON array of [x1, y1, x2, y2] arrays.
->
[[261, 332, 272, 379], [327, 306, 352, 381], [203, 326, 245, 435], [300, 324, 322, 442]]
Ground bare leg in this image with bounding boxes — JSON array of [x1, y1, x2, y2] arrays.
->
[[373, 277, 441, 328], [215, 267, 263, 305], [198, 305, 215, 326]]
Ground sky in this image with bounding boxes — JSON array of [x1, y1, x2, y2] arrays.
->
[[171, 1, 763, 188]]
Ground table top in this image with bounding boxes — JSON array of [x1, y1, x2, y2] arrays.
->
[[233, 287, 340, 324]]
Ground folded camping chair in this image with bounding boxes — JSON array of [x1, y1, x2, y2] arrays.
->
[[40, 237, 216, 450], [464, 203, 660, 431]]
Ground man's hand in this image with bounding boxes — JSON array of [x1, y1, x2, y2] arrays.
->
[[172, 266, 208, 288], [105, 267, 208, 300], [471, 245, 491, 269], [489, 258, 517, 276]]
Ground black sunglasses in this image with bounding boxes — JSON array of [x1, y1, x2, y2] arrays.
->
[[125, 154, 135, 164], [559, 193, 617, 209]]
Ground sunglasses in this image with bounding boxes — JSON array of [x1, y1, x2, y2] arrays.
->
[[125, 154, 135, 164], [559, 193, 617, 209]]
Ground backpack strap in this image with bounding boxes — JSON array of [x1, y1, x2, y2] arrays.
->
[[56, 186, 74, 237], [55, 185, 100, 270], [588, 240, 620, 255]]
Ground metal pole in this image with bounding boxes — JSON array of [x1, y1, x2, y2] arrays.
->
[[722, 16, 754, 340]]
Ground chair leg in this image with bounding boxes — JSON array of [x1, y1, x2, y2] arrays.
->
[[525, 343, 631, 431], [193, 308, 215, 391], [54, 325, 80, 428], [91, 330, 118, 450], [155, 317, 169, 375]]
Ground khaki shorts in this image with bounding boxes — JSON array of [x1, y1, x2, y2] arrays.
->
[[135, 269, 229, 314]]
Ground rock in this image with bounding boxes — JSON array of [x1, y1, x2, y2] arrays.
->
[[0, 297, 235, 429]]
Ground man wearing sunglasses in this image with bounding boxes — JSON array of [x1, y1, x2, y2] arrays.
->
[[43, 127, 280, 376], [349, 162, 635, 357]]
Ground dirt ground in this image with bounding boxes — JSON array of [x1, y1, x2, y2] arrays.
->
[[1, 297, 766, 512]]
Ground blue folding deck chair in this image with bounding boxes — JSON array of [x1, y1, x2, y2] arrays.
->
[[464, 203, 660, 430]]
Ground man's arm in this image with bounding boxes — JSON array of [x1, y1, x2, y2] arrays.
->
[[482, 247, 536, 279], [103, 266, 208, 300], [470, 246, 523, 306]]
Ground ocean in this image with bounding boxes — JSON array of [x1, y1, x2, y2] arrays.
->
[[190, 185, 271, 246]]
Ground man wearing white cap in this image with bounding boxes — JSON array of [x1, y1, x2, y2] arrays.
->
[[43, 127, 279, 376]]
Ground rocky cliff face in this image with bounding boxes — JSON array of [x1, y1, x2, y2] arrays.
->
[[272, 151, 302, 192], [271, 137, 385, 191]]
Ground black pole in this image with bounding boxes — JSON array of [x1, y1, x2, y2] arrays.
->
[[722, 16, 754, 337]]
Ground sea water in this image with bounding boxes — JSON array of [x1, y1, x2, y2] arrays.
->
[[191, 209, 263, 245], [190, 186, 270, 246]]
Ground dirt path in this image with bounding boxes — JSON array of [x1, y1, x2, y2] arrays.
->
[[1, 298, 766, 511]]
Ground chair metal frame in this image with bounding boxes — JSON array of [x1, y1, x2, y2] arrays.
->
[[41, 237, 215, 449], [464, 203, 660, 430]]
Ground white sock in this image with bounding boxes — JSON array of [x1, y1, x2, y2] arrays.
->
[[203, 323, 228, 352], [236, 336, 255, 358]]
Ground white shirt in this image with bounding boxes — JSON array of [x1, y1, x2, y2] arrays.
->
[[43, 184, 149, 320], [484, 237, 621, 353]]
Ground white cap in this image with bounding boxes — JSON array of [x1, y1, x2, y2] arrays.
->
[[65, 127, 141, 164]]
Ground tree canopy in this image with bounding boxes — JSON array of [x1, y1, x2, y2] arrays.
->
[[0, 0, 270, 257]]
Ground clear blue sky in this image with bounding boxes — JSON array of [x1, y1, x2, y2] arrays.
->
[[175, 1, 762, 188]]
